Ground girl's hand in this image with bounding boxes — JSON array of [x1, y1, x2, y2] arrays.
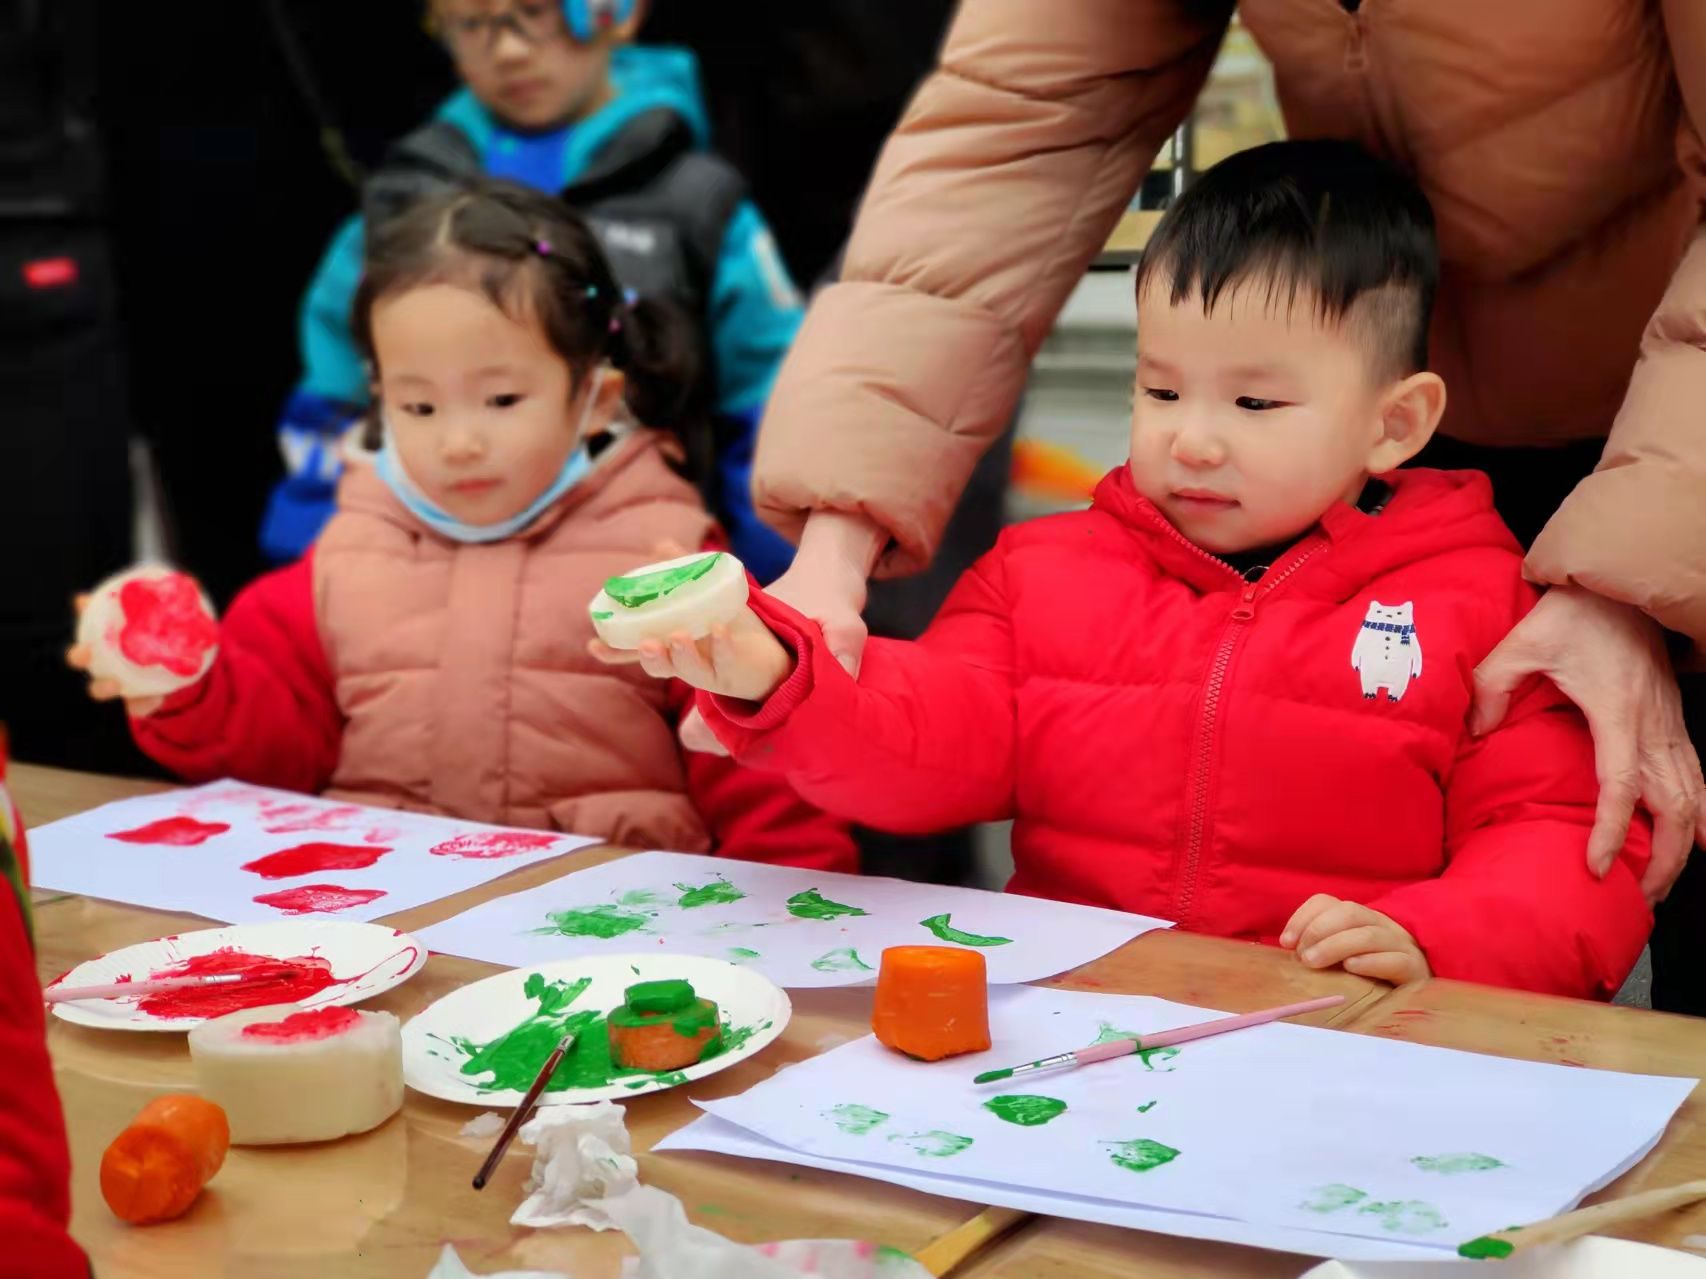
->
[[65, 595, 165, 719], [1280, 895, 1432, 985], [589, 606, 793, 703]]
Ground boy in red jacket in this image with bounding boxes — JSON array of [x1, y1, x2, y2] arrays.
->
[[618, 140, 1653, 999]]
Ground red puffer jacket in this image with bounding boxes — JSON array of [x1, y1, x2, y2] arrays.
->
[[703, 467, 1653, 999]]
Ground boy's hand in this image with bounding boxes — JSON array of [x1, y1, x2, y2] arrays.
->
[[1280, 895, 1431, 985], [589, 606, 793, 703], [65, 595, 165, 719]]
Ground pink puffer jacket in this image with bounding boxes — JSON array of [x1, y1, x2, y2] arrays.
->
[[756, 0, 1706, 640]]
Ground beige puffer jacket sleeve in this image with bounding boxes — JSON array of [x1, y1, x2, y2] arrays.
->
[[751, 0, 1231, 576], [1527, 0, 1706, 643]]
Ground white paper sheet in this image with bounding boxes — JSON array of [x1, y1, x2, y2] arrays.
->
[[414, 851, 1167, 988], [30, 781, 599, 923], [668, 987, 1695, 1259]]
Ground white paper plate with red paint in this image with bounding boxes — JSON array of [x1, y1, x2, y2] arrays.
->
[[47, 919, 427, 1032], [402, 953, 791, 1106]]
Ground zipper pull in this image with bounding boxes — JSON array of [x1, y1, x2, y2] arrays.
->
[[1231, 584, 1258, 621]]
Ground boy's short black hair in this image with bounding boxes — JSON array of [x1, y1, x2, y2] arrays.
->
[[1135, 139, 1438, 379]]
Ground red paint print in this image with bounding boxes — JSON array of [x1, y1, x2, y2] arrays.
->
[[241, 841, 394, 880], [138, 948, 337, 1018], [114, 574, 218, 676], [252, 883, 387, 915], [107, 815, 230, 846], [430, 831, 561, 860], [258, 801, 365, 835], [240, 1006, 361, 1044]]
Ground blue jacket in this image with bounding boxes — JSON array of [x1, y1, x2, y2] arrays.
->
[[262, 46, 802, 580]]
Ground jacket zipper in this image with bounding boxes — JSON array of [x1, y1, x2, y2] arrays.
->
[[1157, 519, 1328, 929]]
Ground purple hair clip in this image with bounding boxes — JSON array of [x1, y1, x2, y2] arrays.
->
[[534, 239, 552, 256]]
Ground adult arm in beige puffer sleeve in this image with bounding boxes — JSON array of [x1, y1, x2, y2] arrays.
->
[[1527, 0, 1706, 647], [752, 0, 1232, 577]]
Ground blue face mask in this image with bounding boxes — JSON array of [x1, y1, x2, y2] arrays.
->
[[373, 381, 602, 544]]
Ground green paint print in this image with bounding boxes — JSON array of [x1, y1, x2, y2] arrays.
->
[[1137, 1100, 1158, 1114], [983, 1095, 1068, 1127], [533, 903, 651, 940], [604, 553, 721, 609], [724, 947, 761, 964], [1412, 1153, 1505, 1175], [617, 889, 668, 908], [1358, 1200, 1449, 1235], [824, 1103, 890, 1135], [918, 913, 1013, 947], [1104, 1138, 1180, 1174], [811, 946, 873, 973], [888, 1130, 974, 1159], [786, 888, 869, 921], [1458, 1235, 1516, 1260], [675, 876, 746, 909], [1090, 1022, 1181, 1071], [451, 972, 747, 1095], [1301, 1184, 1368, 1214]]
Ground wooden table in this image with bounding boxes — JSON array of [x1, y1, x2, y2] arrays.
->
[[14, 765, 1706, 1278]]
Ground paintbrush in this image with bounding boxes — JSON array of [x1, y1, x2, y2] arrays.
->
[[972, 994, 1346, 1085], [45, 967, 298, 1005], [472, 1031, 577, 1191], [1457, 1178, 1706, 1259]]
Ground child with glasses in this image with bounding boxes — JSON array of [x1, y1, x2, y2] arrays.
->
[[263, 0, 805, 585]]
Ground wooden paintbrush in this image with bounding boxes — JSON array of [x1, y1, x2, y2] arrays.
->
[[972, 994, 1346, 1085], [1458, 1178, 1706, 1259], [472, 1031, 577, 1191]]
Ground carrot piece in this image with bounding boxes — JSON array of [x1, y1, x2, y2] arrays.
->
[[609, 995, 722, 1071], [871, 946, 991, 1062], [100, 1094, 229, 1224]]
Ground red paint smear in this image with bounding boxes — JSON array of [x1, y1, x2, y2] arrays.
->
[[364, 827, 401, 846], [241, 841, 394, 880], [107, 815, 231, 846], [114, 575, 218, 676], [138, 948, 337, 1018], [252, 883, 387, 915], [429, 831, 561, 860], [240, 1006, 362, 1044], [259, 802, 365, 835]]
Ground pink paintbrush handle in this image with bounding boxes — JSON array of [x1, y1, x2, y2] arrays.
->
[[44, 973, 245, 1004], [1138, 995, 1345, 1051]]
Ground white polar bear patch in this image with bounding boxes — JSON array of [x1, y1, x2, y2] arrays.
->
[[1351, 600, 1423, 703]]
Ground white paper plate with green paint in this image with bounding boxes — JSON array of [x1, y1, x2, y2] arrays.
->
[[401, 953, 791, 1106]]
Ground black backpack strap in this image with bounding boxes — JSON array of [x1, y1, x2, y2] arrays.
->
[[653, 150, 748, 305], [361, 120, 482, 242]]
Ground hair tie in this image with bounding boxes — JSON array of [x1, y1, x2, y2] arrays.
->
[[585, 284, 599, 299], [534, 239, 552, 256]]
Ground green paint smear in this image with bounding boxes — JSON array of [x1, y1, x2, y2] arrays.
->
[[1105, 1138, 1180, 1174], [604, 553, 721, 609], [983, 1095, 1068, 1127], [787, 888, 869, 921], [918, 913, 1013, 947], [1091, 1022, 1180, 1071], [533, 903, 651, 939], [1412, 1153, 1505, 1175], [617, 889, 668, 908], [721, 1018, 771, 1054], [1458, 1235, 1516, 1260], [1358, 1200, 1448, 1235], [1137, 1100, 1158, 1114], [590, 610, 613, 620], [724, 947, 760, 964], [889, 1130, 974, 1159], [811, 946, 873, 973], [874, 1245, 916, 1271], [824, 1103, 890, 1135], [625, 979, 695, 1014], [675, 876, 746, 909], [1301, 1184, 1367, 1214], [451, 972, 752, 1095]]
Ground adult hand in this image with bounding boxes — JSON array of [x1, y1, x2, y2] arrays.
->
[[764, 510, 883, 678], [1472, 586, 1705, 900], [1280, 895, 1431, 985]]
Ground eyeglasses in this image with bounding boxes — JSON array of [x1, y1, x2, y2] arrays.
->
[[436, 1, 566, 57]]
